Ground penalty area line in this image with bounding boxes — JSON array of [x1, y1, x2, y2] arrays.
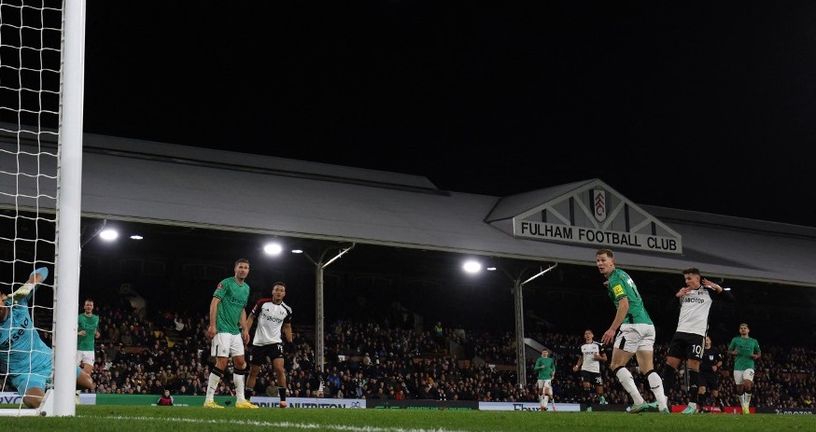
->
[[80, 415, 472, 432]]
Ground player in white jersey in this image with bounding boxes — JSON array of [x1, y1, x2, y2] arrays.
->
[[572, 329, 607, 399], [661, 268, 723, 414], [245, 281, 293, 407]]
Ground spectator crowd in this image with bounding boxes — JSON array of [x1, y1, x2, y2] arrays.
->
[[68, 305, 815, 409]]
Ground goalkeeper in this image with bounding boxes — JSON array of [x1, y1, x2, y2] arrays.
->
[[0, 268, 94, 408]]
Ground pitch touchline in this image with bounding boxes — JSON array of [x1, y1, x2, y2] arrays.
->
[[83, 415, 471, 432]]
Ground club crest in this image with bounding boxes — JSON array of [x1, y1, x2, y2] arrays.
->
[[593, 190, 607, 222]]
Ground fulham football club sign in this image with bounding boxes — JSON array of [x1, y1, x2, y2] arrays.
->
[[507, 180, 682, 254]]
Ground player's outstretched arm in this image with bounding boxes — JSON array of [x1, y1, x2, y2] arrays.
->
[[10, 267, 49, 303]]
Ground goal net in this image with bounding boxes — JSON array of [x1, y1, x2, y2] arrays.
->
[[0, 0, 86, 416]]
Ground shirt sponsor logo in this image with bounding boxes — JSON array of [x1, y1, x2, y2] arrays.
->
[[682, 297, 706, 304], [0, 316, 30, 350], [224, 296, 246, 306]]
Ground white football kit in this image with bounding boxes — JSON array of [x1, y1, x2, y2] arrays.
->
[[251, 298, 293, 346]]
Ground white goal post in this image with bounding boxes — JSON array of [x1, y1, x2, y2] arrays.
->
[[54, 0, 86, 417], [0, 0, 86, 417]]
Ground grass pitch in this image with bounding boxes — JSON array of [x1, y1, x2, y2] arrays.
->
[[0, 405, 814, 431]]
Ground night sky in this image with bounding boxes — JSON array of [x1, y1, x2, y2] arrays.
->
[[82, 2, 816, 226]]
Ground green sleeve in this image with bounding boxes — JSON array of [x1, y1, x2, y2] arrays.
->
[[213, 280, 226, 299], [609, 274, 628, 300]]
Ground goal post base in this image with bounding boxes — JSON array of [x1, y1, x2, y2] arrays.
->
[[0, 408, 41, 417]]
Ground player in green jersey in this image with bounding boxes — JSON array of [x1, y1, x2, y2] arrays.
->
[[533, 348, 556, 411], [596, 249, 668, 414], [203, 258, 258, 409], [728, 323, 760, 415], [77, 298, 100, 374]]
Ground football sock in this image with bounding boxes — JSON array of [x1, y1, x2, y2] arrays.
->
[[279, 387, 288, 402], [206, 367, 224, 402], [646, 370, 667, 407], [660, 364, 678, 391], [233, 367, 247, 401], [615, 366, 644, 405], [687, 369, 699, 403]]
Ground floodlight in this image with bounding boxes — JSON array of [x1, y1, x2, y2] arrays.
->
[[263, 242, 283, 256], [463, 260, 482, 274], [99, 229, 119, 241]]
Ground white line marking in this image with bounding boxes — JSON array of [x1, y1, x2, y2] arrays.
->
[[83, 415, 471, 432]]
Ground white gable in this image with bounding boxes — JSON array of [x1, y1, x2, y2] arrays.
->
[[507, 179, 682, 254]]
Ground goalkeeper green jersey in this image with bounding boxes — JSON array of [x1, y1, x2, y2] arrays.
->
[[729, 336, 761, 371], [606, 268, 653, 325], [77, 313, 99, 351], [213, 277, 250, 335]]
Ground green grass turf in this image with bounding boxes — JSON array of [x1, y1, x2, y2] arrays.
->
[[0, 405, 814, 432]]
